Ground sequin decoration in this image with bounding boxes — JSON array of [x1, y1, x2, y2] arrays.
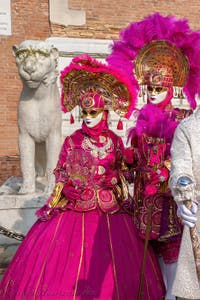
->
[[66, 149, 97, 187], [82, 136, 114, 159], [60, 54, 137, 118], [135, 40, 189, 87]]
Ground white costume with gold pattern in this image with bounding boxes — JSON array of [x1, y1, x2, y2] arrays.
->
[[170, 108, 200, 299]]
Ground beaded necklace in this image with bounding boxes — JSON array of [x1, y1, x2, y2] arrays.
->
[[82, 136, 114, 159]]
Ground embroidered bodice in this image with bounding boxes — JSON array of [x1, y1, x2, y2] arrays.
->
[[128, 104, 192, 240], [53, 128, 125, 213]]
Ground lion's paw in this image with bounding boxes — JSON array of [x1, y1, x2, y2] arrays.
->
[[18, 185, 35, 195]]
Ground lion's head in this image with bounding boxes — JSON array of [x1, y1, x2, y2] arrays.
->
[[13, 40, 59, 89]]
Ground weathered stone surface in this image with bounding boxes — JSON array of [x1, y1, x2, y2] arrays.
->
[[0, 177, 49, 267], [12, 40, 62, 195]]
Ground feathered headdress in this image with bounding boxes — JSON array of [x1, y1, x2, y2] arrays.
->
[[107, 13, 200, 109], [60, 54, 137, 118]]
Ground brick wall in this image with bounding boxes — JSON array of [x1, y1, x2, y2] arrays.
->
[[1, 0, 200, 184], [0, 156, 21, 184], [0, 0, 50, 184], [52, 0, 200, 38]]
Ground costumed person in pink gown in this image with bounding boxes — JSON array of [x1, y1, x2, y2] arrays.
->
[[107, 13, 200, 300], [0, 54, 165, 300]]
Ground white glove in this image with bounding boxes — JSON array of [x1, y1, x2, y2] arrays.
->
[[177, 202, 198, 228]]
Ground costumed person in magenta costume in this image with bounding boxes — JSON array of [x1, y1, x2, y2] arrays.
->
[[0, 55, 165, 300], [107, 13, 200, 300]]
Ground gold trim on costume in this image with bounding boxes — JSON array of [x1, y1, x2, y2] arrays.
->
[[144, 276, 150, 300], [73, 213, 85, 300], [49, 182, 65, 208], [61, 60, 132, 118], [2, 276, 11, 298], [33, 214, 64, 299], [96, 189, 120, 214], [106, 214, 120, 300], [135, 40, 189, 87]]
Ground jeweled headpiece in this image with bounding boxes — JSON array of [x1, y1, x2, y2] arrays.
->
[[80, 93, 105, 110], [60, 54, 137, 118], [107, 13, 200, 108], [135, 40, 189, 88]]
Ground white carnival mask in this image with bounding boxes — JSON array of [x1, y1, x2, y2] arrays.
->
[[82, 109, 104, 128], [147, 85, 168, 105]]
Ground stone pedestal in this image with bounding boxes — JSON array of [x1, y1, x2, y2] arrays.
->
[[0, 177, 49, 275]]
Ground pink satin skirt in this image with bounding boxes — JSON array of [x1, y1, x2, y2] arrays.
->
[[0, 209, 165, 299]]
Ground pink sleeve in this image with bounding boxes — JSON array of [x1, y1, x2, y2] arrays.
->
[[53, 137, 70, 183]]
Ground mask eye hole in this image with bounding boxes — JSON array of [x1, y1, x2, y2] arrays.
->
[[147, 86, 167, 94], [147, 86, 153, 92], [155, 87, 163, 93], [81, 109, 103, 118], [89, 110, 98, 116], [82, 110, 87, 116]]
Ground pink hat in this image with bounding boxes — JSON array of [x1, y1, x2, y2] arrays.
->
[[60, 54, 137, 119], [107, 13, 200, 109], [80, 93, 105, 110], [143, 65, 173, 87]]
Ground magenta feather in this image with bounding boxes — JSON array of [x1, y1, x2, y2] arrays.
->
[[127, 103, 179, 156], [107, 13, 200, 109], [60, 54, 137, 118]]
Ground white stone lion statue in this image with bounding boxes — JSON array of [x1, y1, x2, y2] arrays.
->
[[12, 40, 62, 194]]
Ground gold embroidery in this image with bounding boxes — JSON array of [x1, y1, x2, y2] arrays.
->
[[49, 182, 65, 208], [98, 165, 105, 175], [33, 214, 63, 299], [82, 136, 114, 159], [164, 158, 171, 170], [2, 277, 11, 298]]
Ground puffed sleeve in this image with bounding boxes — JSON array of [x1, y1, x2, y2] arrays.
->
[[53, 137, 70, 183]]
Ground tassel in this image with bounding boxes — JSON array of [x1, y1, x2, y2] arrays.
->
[[139, 86, 143, 97], [117, 118, 123, 130], [173, 86, 178, 98], [70, 113, 74, 124]]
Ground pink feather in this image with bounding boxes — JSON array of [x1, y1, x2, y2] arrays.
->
[[107, 13, 200, 109], [60, 54, 138, 118]]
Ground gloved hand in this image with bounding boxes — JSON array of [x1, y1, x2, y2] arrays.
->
[[62, 184, 82, 201], [177, 202, 198, 228], [173, 176, 195, 202]]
